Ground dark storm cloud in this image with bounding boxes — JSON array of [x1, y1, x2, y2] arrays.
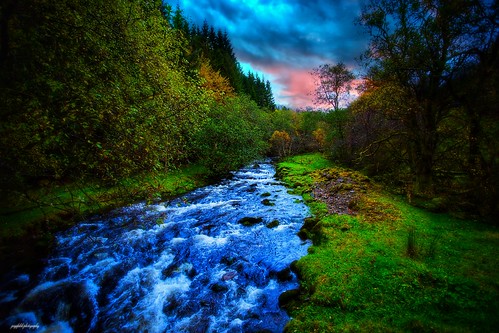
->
[[175, 0, 369, 108]]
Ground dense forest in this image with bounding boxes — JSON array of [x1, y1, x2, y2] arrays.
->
[[344, 0, 499, 222], [273, 0, 499, 222], [0, 0, 275, 192], [0, 0, 498, 224]]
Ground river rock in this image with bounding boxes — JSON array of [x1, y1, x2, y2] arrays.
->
[[278, 288, 301, 308], [20, 281, 97, 332], [238, 217, 263, 226], [4, 160, 312, 333], [276, 267, 293, 282], [303, 216, 320, 230], [266, 219, 280, 228], [211, 283, 229, 292], [261, 199, 275, 206]]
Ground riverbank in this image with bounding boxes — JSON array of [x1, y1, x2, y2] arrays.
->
[[0, 163, 214, 275], [277, 153, 499, 332]]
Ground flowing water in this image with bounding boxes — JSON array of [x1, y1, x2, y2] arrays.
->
[[1, 161, 311, 332]]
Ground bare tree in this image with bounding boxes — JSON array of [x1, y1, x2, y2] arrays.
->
[[312, 62, 355, 111]]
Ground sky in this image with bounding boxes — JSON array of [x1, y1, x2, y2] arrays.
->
[[173, 0, 369, 109]]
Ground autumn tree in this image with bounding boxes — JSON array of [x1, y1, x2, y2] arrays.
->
[[0, 0, 277, 196], [312, 62, 355, 111], [185, 20, 275, 109], [269, 130, 292, 157], [199, 60, 235, 103]]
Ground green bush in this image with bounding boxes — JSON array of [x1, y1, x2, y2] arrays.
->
[[193, 96, 269, 175]]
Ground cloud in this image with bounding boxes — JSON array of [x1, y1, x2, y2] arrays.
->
[[176, 0, 369, 109]]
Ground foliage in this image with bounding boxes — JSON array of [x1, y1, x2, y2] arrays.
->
[[0, 0, 278, 255], [268, 109, 350, 157], [0, 162, 212, 274], [175, 8, 276, 110], [278, 154, 499, 333], [269, 130, 292, 158], [241, 71, 276, 110], [199, 60, 235, 102], [338, 82, 408, 175], [344, 0, 499, 219], [0, 0, 209, 187], [358, 0, 498, 194], [193, 96, 270, 175]]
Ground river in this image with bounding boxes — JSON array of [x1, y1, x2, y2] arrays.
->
[[0, 161, 311, 332]]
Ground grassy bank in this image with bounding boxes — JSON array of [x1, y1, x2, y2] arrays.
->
[[0, 163, 213, 273], [277, 154, 499, 332]]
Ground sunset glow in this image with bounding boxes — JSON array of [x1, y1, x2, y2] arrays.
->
[[174, 0, 368, 109]]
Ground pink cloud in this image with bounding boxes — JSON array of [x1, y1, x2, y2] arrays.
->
[[251, 64, 319, 109], [247, 62, 363, 110]]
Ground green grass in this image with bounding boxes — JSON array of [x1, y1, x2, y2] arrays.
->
[[278, 154, 499, 332], [0, 163, 212, 256], [276, 153, 334, 195]]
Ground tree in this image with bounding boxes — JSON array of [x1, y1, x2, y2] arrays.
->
[[193, 96, 269, 175], [199, 60, 235, 102], [269, 130, 292, 157], [358, 0, 497, 194], [265, 80, 276, 110], [344, 81, 409, 174], [312, 62, 355, 111]]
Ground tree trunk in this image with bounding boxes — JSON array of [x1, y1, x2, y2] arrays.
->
[[411, 103, 437, 195]]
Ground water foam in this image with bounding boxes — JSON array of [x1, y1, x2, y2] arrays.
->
[[2, 160, 311, 332]]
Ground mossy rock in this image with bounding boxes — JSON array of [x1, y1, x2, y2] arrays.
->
[[266, 220, 280, 228], [279, 288, 301, 308], [261, 192, 272, 197], [261, 199, 275, 206], [238, 217, 263, 226], [297, 229, 309, 240], [276, 267, 293, 282], [303, 216, 320, 230], [289, 260, 303, 280]]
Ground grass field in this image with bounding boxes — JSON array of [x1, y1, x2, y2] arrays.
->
[[278, 154, 499, 332]]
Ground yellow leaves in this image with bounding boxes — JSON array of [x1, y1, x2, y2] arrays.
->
[[270, 130, 291, 142], [350, 81, 411, 117], [199, 60, 235, 103], [312, 127, 327, 148], [358, 195, 402, 226], [269, 130, 292, 157]]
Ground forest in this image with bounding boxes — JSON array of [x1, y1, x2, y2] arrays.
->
[[1, 0, 497, 226], [0, 0, 498, 331], [0, 0, 497, 262], [0, 0, 499, 252], [0, 0, 275, 187]]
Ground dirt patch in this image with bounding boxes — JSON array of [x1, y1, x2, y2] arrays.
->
[[311, 168, 370, 215]]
